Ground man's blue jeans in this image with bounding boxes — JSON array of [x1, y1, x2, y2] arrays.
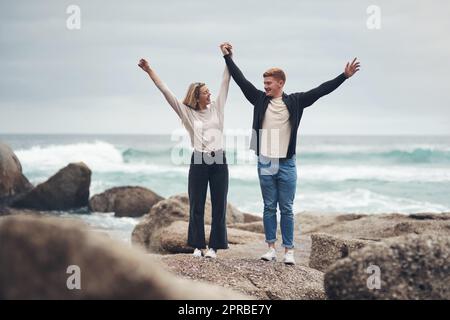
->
[[257, 155, 297, 249]]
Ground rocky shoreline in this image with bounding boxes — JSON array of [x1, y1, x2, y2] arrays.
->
[[1, 141, 449, 300]]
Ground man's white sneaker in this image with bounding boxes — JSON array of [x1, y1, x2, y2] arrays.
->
[[204, 248, 217, 259], [192, 248, 202, 257], [260, 248, 277, 261], [283, 250, 296, 265]]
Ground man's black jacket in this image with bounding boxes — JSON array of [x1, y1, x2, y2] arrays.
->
[[223, 54, 348, 159]]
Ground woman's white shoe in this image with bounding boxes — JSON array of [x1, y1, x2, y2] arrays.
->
[[192, 248, 203, 257], [204, 248, 217, 259]]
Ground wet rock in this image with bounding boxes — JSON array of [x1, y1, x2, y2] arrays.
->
[[0, 142, 33, 204], [89, 186, 164, 217], [12, 162, 91, 211]]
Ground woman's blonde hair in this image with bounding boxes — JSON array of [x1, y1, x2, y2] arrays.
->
[[183, 82, 205, 110]]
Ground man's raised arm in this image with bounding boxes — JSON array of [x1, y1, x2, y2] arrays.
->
[[220, 42, 263, 106], [300, 57, 360, 109]]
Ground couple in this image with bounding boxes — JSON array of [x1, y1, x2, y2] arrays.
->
[[138, 43, 360, 264]]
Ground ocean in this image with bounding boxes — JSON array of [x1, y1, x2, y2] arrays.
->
[[2, 134, 450, 242]]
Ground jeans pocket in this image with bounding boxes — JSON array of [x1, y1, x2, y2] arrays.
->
[[258, 160, 271, 169], [286, 156, 297, 167]]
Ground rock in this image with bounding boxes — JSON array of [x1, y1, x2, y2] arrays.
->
[[89, 186, 164, 217], [296, 212, 343, 235], [324, 234, 450, 299], [135, 220, 263, 254], [131, 197, 187, 250], [228, 221, 265, 234], [0, 215, 249, 299], [408, 212, 450, 220], [11, 162, 91, 211], [0, 205, 9, 216], [131, 195, 247, 252], [335, 214, 366, 222], [243, 213, 262, 223], [0, 142, 33, 204], [297, 212, 450, 239], [0, 207, 45, 217], [392, 221, 416, 235], [167, 194, 245, 224], [161, 255, 326, 300], [309, 233, 375, 272]]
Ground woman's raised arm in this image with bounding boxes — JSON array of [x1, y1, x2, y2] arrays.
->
[[138, 58, 183, 118]]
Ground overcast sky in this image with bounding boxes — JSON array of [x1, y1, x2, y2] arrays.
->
[[1, 0, 449, 135]]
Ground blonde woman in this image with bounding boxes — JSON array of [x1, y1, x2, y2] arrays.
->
[[138, 44, 232, 258]]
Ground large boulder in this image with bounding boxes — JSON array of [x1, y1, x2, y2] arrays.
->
[[132, 197, 186, 250], [324, 234, 450, 299], [140, 220, 264, 253], [228, 221, 265, 234], [131, 195, 247, 252], [89, 186, 164, 217], [243, 213, 263, 223], [0, 215, 249, 299], [309, 233, 375, 272], [168, 194, 245, 224], [11, 162, 91, 211], [0, 142, 33, 204], [161, 255, 326, 300], [297, 212, 450, 239]]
